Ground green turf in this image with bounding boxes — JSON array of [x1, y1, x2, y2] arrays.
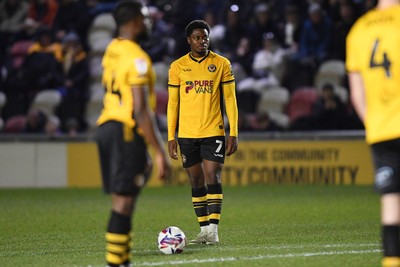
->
[[0, 185, 381, 267]]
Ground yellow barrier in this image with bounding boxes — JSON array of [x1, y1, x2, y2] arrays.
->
[[67, 140, 374, 187]]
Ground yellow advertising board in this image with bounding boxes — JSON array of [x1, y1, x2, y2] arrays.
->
[[166, 140, 374, 186], [67, 140, 374, 187]]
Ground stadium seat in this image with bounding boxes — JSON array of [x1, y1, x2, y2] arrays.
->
[[257, 86, 290, 114], [89, 81, 103, 96], [231, 63, 247, 83], [4, 115, 27, 133], [88, 30, 113, 54], [153, 62, 169, 91], [314, 59, 346, 88], [237, 77, 256, 92], [90, 13, 116, 32], [268, 111, 290, 129], [0, 91, 7, 111], [334, 85, 349, 104], [89, 55, 103, 82], [10, 40, 34, 69], [286, 87, 318, 122], [85, 89, 104, 131], [253, 76, 279, 92], [156, 89, 168, 115], [31, 90, 62, 116]]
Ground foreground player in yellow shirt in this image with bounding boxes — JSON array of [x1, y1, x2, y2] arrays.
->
[[346, 0, 400, 266], [96, 1, 170, 266], [167, 20, 238, 245]]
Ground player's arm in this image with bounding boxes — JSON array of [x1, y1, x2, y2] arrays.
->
[[166, 63, 180, 160], [222, 80, 238, 156], [132, 85, 170, 178], [348, 72, 366, 123], [167, 84, 179, 160]]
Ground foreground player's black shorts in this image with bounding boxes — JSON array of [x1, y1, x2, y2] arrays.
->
[[96, 121, 148, 195], [178, 136, 225, 168], [371, 138, 400, 194]]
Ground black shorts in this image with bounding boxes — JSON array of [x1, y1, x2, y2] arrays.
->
[[178, 136, 225, 168], [371, 139, 400, 194], [96, 121, 149, 195]]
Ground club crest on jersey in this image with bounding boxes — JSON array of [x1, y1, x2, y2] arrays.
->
[[208, 64, 216, 72], [134, 58, 148, 76], [184, 80, 213, 94]]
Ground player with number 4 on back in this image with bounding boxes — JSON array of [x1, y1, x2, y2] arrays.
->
[[96, 1, 170, 266], [346, 1, 400, 267], [167, 20, 239, 245]]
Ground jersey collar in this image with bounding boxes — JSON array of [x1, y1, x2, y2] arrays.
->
[[189, 51, 210, 63]]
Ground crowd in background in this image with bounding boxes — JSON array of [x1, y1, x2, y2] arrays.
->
[[0, 0, 376, 136]]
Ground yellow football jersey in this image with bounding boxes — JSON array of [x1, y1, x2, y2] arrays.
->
[[167, 51, 238, 140], [346, 4, 400, 144], [97, 38, 155, 128]]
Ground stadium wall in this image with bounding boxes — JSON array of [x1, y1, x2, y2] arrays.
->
[[0, 132, 374, 188]]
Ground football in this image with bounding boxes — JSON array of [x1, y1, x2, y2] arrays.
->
[[157, 226, 187, 254]]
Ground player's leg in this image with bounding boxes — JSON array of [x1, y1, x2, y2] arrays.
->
[[186, 163, 211, 244], [203, 160, 223, 244], [97, 122, 147, 267], [178, 138, 210, 244], [201, 136, 225, 245], [382, 194, 400, 267], [371, 140, 400, 267]]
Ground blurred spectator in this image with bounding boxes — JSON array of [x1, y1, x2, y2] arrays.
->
[[232, 37, 254, 77], [25, 107, 48, 133], [56, 32, 89, 133], [252, 32, 286, 84], [0, 0, 29, 65], [53, 0, 94, 50], [283, 3, 333, 90], [203, 10, 225, 53], [163, 0, 198, 57], [279, 5, 302, 51], [24, 0, 59, 37], [28, 26, 63, 61], [240, 112, 283, 132], [312, 83, 348, 130], [212, 4, 247, 58], [246, 3, 280, 53], [141, 5, 173, 62], [330, 3, 356, 61], [295, 3, 333, 65], [23, 27, 63, 101]]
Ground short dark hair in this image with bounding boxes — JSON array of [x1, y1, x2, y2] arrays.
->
[[185, 20, 210, 37], [112, 0, 143, 27]]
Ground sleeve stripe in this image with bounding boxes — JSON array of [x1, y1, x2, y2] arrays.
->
[[221, 79, 235, 84], [168, 84, 180, 88]]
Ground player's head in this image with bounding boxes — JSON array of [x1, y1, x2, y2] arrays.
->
[[112, 0, 151, 41], [185, 20, 210, 37], [185, 20, 210, 57]]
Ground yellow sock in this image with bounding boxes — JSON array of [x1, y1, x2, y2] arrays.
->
[[383, 257, 400, 267]]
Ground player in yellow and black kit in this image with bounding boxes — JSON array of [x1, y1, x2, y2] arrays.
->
[[346, 1, 400, 266], [167, 20, 238, 245], [96, 1, 170, 266]]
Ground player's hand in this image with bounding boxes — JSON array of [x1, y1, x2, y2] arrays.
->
[[168, 140, 179, 160], [155, 150, 171, 180], [226, 136, 238, 156]]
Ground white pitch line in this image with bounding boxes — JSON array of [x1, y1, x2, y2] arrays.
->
[[131, 249, 382, 266]]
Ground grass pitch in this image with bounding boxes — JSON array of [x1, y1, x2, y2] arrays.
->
[[0, 185, 381, 267]]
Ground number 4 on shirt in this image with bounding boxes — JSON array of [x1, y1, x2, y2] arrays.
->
[[370, 39, 392, 78]]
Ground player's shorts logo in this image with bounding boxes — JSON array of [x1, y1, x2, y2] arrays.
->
[[185, 81, 194, 93], [181, 154, 186, 163], [375, 166, 394, 191], [208, 64, 216, 72]]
